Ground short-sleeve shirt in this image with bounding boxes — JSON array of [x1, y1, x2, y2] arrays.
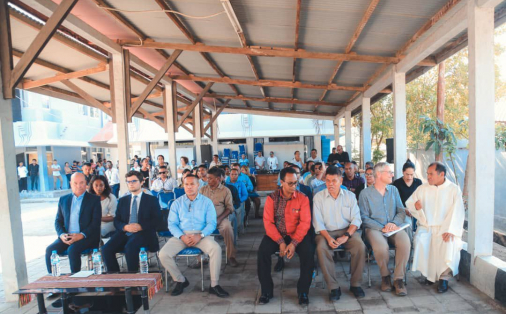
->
[[51, 164, 61, 176]]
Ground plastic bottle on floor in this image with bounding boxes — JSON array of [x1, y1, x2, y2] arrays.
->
[[139, 247, 149, 274]]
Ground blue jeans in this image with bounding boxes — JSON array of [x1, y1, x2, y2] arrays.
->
[[111, 184, 120, 198]]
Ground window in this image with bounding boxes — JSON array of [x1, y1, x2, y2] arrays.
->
[[218, 138, 247, 144], [268, 136, 300, 143], [79, 105, 89, 116], [90, 107, 100, 118]]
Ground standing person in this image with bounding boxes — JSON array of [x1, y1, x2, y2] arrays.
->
[[359, 162, 410, 296], [306, 149, 322, 163], [90, 159, 97, 175], [28, 159, 39, 192], [18, 162, 28, 192], [96, 161, 106, 176], [335, 145, 350, 166], [105, 161, 120, 198], [343, 162, 365, 198], [82, 163, 93, 186], [267, 151, 279, 171], [406, 162, 465, 293], [102, 171, 161, 272], [139, 158, 151, 189], [292, 151, 303, 169], [45, 173, 101, 273], [64, 162, 72, 189], [51, 160, 63, 190], [71, 161, 78, 175], [209, 155, 222, 168], [255, 151, 266, 170], [88, 175, 117, 237], [239, 154, 249, 167], [257, 167, 313, 305], [159, 174, 229, 297]]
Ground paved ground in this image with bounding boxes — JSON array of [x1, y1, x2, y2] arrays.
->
[[1, 198, 506, 313]]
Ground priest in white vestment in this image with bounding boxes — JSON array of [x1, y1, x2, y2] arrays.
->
[[405, 162, 465, 293]]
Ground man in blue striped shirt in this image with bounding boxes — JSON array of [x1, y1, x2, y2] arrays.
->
[[159, 174, 229, 298]]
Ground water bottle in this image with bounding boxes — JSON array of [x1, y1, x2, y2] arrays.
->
[[139, 247, 149, 274], [50, 251, 61, 277], [92, 249, 103, 275]]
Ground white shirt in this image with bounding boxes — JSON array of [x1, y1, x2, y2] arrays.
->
[[17, 166, 28, 178], [209, 161, 222, 168], [267, 156, 279, 170], [151, 177, 178, 192], [306, 156, 322, 163], [255, 156, 266, 169], [313, 189, 362, 233], [51, 164, 61, 176], [105, 168, 120, 185], [101, 194, 118, 218], [291, 158, 303, 168]]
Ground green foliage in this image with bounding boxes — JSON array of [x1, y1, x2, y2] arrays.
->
[[495, 124, 506, 150], [372, 149, 385, 163]]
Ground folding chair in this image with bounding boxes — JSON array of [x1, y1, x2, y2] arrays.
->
[[165, 247, 205, 292]]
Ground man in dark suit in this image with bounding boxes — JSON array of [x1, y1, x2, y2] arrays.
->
[[102, 171, 161, 272], [45, 173, 101, 273]]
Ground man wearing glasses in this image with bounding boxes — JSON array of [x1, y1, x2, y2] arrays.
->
[[102, 171, 161, 272], [151, 165, 178, 192], [358, 162, 410, 296], [257, 167, 313, 306]]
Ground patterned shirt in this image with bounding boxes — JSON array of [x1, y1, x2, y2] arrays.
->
[[343, 175, 365, 192], [270, 189, 291, 242]]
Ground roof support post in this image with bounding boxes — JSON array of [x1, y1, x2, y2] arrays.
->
[[194, 102, 202, 164], [211, 110, 219, 154], [164, 81, 178, 180], [110, 52, 130, 195], [467, 0, 495, 260], [345, 110, 352, 156], [0, 0, 13, 99], [362, 97, 372, 167], [333, 118, 341, 147], [392, 69, 407, 178], [0, 71, 28, 302]]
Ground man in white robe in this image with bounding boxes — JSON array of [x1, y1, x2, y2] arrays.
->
[[405, 162, 465, 293]]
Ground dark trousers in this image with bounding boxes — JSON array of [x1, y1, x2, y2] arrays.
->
[[66, 174, 72, 188], [257, 234, 314, 295], [18, 177, 27, 192], [45, 237, 98, 273], [102, 231, 150, 272], [30, 175, 39, 191], [111, 184, 120, 198]]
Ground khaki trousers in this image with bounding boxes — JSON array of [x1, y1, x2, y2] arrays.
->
[[316, 229, 366, 290], [365, 228, 411, 280], [159, 235, 222, 287], [217, 219, 236, 259]]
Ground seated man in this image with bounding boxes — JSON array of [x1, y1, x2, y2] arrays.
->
[[359, 162, 410, 296], [343, 162, 365, 198], [102, 171, 161, 272], [151, 165, 178, 192], [406, 162, 465, 293], [197, 164, 209, 187], [200, 167, 239, 267], [45, 173, 101, 274], [314, 166, 366, 301], [159, 174, 229, 298], [257, 167, 313, 306], [225, 168, 248, 235]]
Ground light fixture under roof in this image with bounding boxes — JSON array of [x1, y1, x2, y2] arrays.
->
[[220, 0, 243, 34]]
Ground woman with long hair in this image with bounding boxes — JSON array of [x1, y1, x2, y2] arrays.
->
[[89, 175, 117, 237]]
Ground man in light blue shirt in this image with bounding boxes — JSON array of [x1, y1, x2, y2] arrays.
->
[[159, 174, 229, 298], [239, 154, 249, 167], [226, 168, 248, 234], [231, 163, 253, 193]]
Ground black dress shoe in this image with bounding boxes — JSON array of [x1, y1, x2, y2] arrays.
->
[[171, 278, 189, 296], [350, 286, 365, 298], [209, 285, 229, 298], [51, 299, 63, 308], [425, 278, 435, 285], [437, 280, 449, 293], [258, 292, 273, 305], [329, 288, 341, 301], [274, 257, 284, 272], [298, 293, 309, 305]]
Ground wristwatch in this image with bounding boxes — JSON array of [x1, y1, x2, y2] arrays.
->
[[344, 232, 351, 238]]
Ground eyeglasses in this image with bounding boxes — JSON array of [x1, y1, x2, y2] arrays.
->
[[159, 171, 167, 174], [283, 181, 298, 187], [126, 179, 139, 184], [365, 173, 374, 177], [381, 171, 394, 175]]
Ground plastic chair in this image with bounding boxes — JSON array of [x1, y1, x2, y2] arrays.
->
[[165, 247, 205, 292], [151, 190, 160, 199], [174, 187, 185, 199], [158, 191, 175, 210]]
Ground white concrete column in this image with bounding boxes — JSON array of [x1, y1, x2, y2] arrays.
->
[[333, 118, 340, 148], [392, 69, 407, 178], [0, 75, 28, 301], [362, 97, 372, 167], [467, 0, 495, 258], [164, 81, 177, 179], [37, 146, 49, 191], [194, 102, 202, 164], [111, 52, 130, 194], [211, 111, 219, 155], [345, 110, 352, 156]]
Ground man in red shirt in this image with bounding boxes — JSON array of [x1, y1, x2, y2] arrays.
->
[[257, 167, 314, 306]]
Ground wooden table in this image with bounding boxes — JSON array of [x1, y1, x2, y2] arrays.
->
[[15, 273, 162, 314], [256, 173, 279, 191]]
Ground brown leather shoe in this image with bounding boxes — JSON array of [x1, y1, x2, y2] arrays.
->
[[394, 279, 407, 296], [381, 275, 392, 292], [228, 257, 239, 267]]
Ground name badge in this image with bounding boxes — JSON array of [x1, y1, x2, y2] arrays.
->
[[292, 208, 300, 214]]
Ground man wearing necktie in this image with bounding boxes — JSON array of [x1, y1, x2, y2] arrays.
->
[[102, 171, 161, 272]]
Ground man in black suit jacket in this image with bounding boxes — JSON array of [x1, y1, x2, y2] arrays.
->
[[45, 173, 101, 273], [102, 171, 161, 272]]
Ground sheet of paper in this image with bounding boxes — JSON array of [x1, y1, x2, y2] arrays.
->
[[70, 271, 94, 278], [382, 223, 410, 237]]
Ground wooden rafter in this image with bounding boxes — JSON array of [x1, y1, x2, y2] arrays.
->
[[138, 107, 165, 130], [226, 106, 336, 118], [205, 94, 346, 107], [61, 79, 112, 116], [290, 0, 302, 111], [203, 100, 230, 134], [177, 83, 214, 129], [22, 63, 108, 89], [129, 49, 182, 118], [181, 124, 194, 136], [0, 0, 13, 98], [317, 0, 380, 110]]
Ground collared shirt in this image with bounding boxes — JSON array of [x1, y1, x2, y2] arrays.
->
[[225, 178, 248, 203], [151, 177, 178, 192], [106, 168, 120, 185], [255, 156, 266, 168], [168, 193, 217, 239], [291, 158, 303, 169], [238, 172, 253, 192], [343, 175, 365, 191], [200, 184, 234, 217], [306, 156, 322, 163], [358, 185, 406, 230], [267, 156, 279, 170], [129, 192, 143, 216], [199, 178, 208, 187], [209, 161, 222, 168], [69, 193, 85, 234], [312, 183, 348, 196], [310, 177, 325, 191], [313, 188, 361, 233], [239, 158, 249, 167]]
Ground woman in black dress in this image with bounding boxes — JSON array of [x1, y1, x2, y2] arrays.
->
[[392, 159, 423, 230]]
